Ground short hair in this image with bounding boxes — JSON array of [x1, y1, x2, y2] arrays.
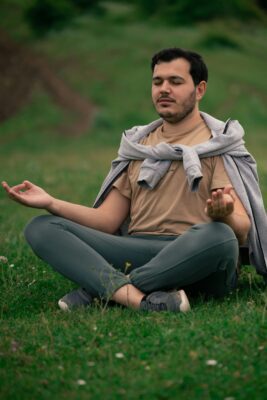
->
[[151, 47, 208, 85]]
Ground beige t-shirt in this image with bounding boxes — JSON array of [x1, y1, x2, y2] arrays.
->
[[113, 119, 231, 236]]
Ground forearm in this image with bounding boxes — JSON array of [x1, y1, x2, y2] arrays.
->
[[46, 198, 115, 233], [215, 212, 251, 245], [45, 188, 130, 234]]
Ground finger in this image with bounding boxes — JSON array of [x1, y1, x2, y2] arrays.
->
[[23, 180, 34, 188], [211, 191, 217, 202], [7, 189, 28, 204], [224, 185, 236, 201], [223, 184, 234, 195], [10, 183, 28, 193], [214, 189, 224, 202], [8, 186, 23, 197], [10, 180, 34, 193], [2, 182, 20, 198], [206, 199, 212, 210], [205, 199, 215, 216], [212, 191, 223, 211], [1, 181, 11, 192]]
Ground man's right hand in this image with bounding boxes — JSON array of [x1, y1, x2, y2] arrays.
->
[[1, 180, 53, 209]]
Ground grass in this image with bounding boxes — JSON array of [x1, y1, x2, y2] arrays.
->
[[1, 3, 267, 399], [0, 269, 267, 399]]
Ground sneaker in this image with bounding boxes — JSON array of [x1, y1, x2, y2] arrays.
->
[[140, 290, 190, 313], [58, 288, 92, 311]]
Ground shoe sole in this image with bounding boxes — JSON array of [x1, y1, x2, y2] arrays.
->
[[178, 290, 191, 313], [58, 299, 71, 312]]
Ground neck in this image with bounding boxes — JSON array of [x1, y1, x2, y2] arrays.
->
[[162, 108, 203, 134]]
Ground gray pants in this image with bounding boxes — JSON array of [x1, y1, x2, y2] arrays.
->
[[24, 215, 239, 300]]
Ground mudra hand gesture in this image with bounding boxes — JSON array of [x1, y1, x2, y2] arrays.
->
[[2, 180, 53, 209], [205, 184, 235, 220]]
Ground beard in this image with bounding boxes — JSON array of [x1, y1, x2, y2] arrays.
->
[[156, 89, 197, 124]]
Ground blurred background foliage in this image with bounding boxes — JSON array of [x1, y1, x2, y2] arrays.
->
[[0, 0, 266, 188], [0, 0, 266, 38], [134, 0, 266, 24], [25, 0, 105, 36], [26, 0, 267, 33]]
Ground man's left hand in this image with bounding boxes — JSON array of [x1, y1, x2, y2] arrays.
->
[[205, 184, 235, 220]]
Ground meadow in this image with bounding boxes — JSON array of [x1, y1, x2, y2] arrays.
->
[[0, 3, 267, 399]]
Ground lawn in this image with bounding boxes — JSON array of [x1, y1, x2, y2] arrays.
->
[[0, 3, 267, 399]]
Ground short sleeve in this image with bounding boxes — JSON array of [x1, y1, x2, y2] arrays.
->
[[210, 156, 232, 190], [113, 170, 132, 199]]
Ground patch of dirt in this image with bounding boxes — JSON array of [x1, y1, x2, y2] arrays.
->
[[0, 29, 95, 136]]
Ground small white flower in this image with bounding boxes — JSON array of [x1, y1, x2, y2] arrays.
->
[[87, 361, 95, 367], [77, 379, 86, 386], [9, 264, 15, 268], [206, 359, 217, 366], [115, 352, 124, 359]]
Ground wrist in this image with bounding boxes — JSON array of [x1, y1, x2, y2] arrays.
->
[[45, 197, 58, 214]]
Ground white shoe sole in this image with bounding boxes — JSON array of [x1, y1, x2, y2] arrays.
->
[[58, 299, 71, 311], [178, 290, 191, 313]]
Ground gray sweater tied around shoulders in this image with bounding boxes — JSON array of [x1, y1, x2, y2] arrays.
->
[[116, 114, 247, 191], [93, 112, 267, 280]]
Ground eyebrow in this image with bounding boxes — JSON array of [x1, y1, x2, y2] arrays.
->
[[152, 75, 185, 82]]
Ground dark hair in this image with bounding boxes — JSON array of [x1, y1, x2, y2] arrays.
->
[[151, 48, 208, 85]]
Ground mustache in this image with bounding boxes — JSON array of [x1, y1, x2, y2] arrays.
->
[[157, 95, 175, 101]]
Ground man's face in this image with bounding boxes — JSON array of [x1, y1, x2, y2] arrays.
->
[[151, 58, 202, 124]]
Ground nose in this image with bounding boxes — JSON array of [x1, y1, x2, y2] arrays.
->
[[160, 80, 171, 94]]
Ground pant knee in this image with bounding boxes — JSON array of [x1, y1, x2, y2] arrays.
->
[[24, 214, 58, 252], [213, 221, 236, 240], [197, 221, 235, 240], [216, 222, 238, 255], [199, 222, 237, 252]]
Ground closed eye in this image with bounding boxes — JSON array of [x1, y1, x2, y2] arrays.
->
[[152, 78, 163, 86], [170, 78, 183, 85], [152, 77, 185, 86]]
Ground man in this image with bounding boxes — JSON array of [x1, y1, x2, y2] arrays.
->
[[3, 48, 266, 313]]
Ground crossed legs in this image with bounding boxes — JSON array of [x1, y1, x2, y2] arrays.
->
[[24, 215, 239, 308]]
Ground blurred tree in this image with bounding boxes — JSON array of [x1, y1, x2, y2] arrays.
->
[[71, 0, 102, 11], [25, 0, 76, 36], [255, 0, 267, 11], [134, 0, 265, 23], [25, 0, 103, 37], [0, 28, 94, 134]]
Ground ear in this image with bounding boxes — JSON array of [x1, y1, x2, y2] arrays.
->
[[196, 81, 207, 101]]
